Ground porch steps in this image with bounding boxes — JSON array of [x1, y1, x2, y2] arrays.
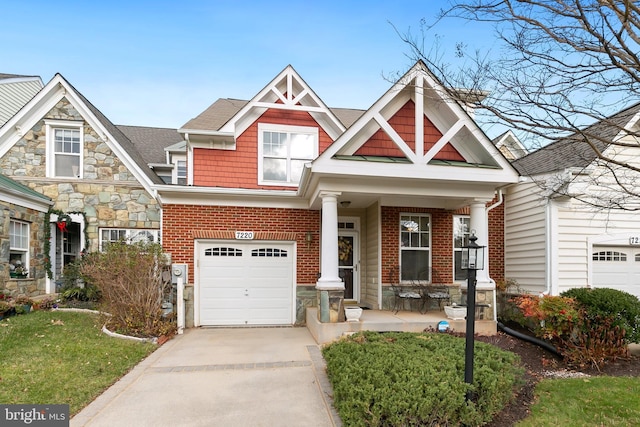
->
[[306, 307, 497, 344]]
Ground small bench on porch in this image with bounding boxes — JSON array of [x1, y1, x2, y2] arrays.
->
[[388, 267, 453, 314]]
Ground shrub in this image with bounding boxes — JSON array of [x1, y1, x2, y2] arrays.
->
[[561, 287, 640, 344], [60, 285, 101, 302], [80, 242, 175, 338], [513, 293, 629, 369], [322, 331, 523, 426]]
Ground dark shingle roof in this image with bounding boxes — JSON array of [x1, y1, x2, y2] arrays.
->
[[513, 102, 640, 176], [180, 98, 365, 132], [117, 125, 184, 165]]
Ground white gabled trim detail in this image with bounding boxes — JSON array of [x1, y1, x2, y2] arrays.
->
[[311, 61, 519, 181], [422, 120, 465, 163], [252, 102, 326, 113], [0, 74, 158, 196], [414, 75, 424, 157], [218, 65, 345, 140], [374, 113, 418, 163]]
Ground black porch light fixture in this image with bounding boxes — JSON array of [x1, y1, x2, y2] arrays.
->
[[461, 231, 485, 401]]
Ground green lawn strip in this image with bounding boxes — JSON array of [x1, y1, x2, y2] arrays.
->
[[517, 376, 640, 427], [0, 310, 156, 415]]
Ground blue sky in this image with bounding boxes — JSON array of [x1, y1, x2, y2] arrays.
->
[[3, 1, 496, 132]]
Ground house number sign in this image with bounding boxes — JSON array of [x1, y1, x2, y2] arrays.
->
[[630, 236, 640, 245], [235, 231, 254, 240]]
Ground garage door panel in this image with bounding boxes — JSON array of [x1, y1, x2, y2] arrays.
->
[[592, 246, 640, 298], [198, 241, 294, 326]]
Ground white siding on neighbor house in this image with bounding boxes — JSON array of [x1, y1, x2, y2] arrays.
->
[[555, 199, 640, 294], [364, 202, 380, 308], [504, 182, 548, 294], [0, 79, 43, 126]]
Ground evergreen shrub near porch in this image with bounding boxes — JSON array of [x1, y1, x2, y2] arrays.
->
[[322, 331, 523, 426]]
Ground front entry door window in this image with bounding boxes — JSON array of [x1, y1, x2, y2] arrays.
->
[[338, 232, 358, 300]]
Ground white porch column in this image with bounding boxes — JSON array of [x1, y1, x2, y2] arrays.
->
[[316, 192, 344, 289], [316, 191, 344, 323], [469, 200, 493, 290]]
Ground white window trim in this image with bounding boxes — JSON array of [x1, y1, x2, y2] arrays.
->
[[45, 119, 84, 178], [9, 219, 30, 269], [99, 228, 160, 251], [453, 215, 471, 282], [172, 155, 187, 184], [399, 213, 432, 283], [257, 123, 318, 187]]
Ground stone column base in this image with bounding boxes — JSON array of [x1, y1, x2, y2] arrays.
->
[[317, 289, 345, 323]]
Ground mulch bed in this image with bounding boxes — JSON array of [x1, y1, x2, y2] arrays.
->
[[477, 331, 640, 426]]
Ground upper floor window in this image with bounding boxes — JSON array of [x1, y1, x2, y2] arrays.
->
[[400, 214, 431, 281], [45, 120, 83, 178], [258, 124, 318, 186], [9, 219, 29, 276], [453, 216, 470, 281], [99, 228, 159, 250], [176, 160, 187, 185]]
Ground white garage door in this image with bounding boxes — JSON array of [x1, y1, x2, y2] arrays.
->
[[592, 246, 640, 298], [198, 241, 294, 326]]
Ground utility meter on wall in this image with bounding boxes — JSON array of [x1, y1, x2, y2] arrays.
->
[[171, 264, 188, 284]]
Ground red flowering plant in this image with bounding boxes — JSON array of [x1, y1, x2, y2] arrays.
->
[[512, 294, 580, 342]]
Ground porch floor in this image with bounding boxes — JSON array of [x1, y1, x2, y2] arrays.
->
[[306, 307, 497, 344]]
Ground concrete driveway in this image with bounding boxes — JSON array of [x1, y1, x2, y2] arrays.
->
[[71, 328, 340, 427]]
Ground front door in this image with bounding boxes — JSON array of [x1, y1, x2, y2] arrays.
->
[[338, 231, 359, 301]]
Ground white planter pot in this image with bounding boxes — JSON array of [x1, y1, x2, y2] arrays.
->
[[344, 306, 363, 322], [444, 305, 467, 320]]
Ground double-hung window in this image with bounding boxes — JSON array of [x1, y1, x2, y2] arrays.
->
[[9, 219, 29, 273], [258, 124, 318, 186], [453, 216, 471, 281], [46, 120, 83, 178], [400, 214, 431, 281]]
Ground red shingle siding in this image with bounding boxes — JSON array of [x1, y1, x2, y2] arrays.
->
[[162, 204, 320, 284], [192, 109, 333, 189], [353, 101, 465, 162]]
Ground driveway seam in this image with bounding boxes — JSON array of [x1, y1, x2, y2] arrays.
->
[[307, 345, 342, 427], [148, 360, 312, 372]]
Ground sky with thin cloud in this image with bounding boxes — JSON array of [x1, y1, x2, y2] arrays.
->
[[3, 1, 497, 133]]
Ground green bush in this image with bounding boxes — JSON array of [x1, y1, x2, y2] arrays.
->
[[561, 288, 640, 344], [322, 331, 524, 426]]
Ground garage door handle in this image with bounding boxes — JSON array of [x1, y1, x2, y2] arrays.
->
[[244, 289, 249, 296]]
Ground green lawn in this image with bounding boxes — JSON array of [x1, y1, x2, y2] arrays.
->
[[0, 310, 157, 415], [517, 376, 640, 426]]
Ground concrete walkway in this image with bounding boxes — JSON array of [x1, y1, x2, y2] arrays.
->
[[71, 328, 340, 427]]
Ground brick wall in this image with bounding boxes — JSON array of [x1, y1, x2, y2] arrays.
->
[[162, 204, 320, 284], [381, 204, 505, 285]]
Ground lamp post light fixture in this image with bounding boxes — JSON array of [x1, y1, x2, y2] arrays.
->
[[461, 231, 485, 401]]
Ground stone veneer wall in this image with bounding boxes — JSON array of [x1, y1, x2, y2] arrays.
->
[[0, 201, 48, 296], [0, 98, 160, 254]]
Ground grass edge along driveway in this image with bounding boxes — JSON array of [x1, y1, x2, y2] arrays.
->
[[0, 310, 156, 415]]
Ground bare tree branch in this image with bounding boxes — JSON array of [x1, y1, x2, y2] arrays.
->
[[401, 0, 640, 209]]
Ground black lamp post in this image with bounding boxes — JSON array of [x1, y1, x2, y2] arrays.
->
[[461, 232, 485, 401]]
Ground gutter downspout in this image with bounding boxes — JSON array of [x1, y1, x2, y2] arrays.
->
[[486, 187, 505, 323]]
